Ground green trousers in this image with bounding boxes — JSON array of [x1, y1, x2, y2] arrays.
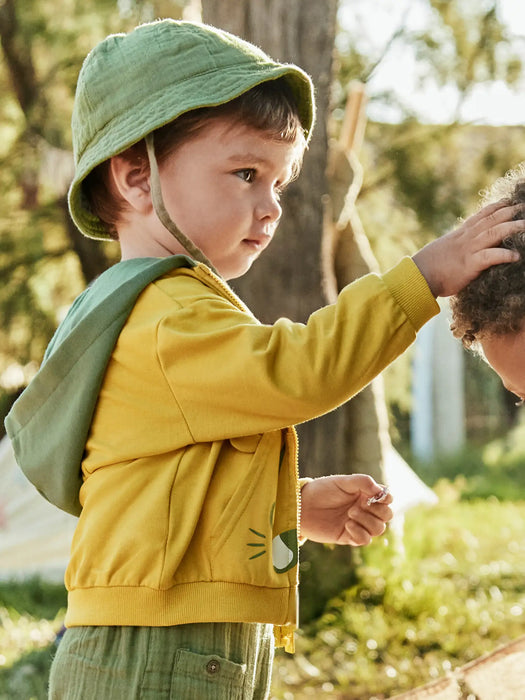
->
[[48, 622, 274, 699]]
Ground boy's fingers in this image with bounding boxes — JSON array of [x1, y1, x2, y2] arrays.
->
[[470, 203, 525, 239], [344, 521, 373, 546], [473, 246, 520, 271], [466, 200, 517, 228], [346, 513, 387, 541], [459, 200, 505, 230], [413, 201, 523, 298], [335, 473, 381, 497], [472, 219, 525, 256]]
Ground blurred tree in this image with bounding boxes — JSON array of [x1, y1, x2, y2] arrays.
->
[[200, 0, 356, 479], [0, 0, 185, 419], [336, 0, 524, 241], [0, 0, 121, 403], [335, 0, 525, 448]]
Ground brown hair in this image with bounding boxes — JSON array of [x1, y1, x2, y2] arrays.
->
[[450, 165, 525, 351], [83, 78, 306, 239]]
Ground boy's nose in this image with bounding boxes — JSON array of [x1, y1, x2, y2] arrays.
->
[[256, 192, 282, 223]]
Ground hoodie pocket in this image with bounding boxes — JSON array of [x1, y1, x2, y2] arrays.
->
[[209, 430, 297, 584], [210, 434, 279, 572]]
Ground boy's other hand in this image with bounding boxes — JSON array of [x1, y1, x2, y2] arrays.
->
[[412, 200, 523, 298], [299, 474, 393, 546]]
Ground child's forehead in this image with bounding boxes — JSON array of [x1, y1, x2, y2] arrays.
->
[[215, 117, 301, 143], [169, 119, 297, 169], [182, 118, 304, 164], [481, 330, 525, 388]]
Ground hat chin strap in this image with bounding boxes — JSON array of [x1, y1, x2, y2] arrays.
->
[[145, 134, 219, 276]]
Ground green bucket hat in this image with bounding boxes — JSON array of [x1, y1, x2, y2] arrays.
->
[[68, 18, 316, 244]]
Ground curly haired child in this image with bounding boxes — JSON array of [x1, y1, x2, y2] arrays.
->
[[5, 19, 523, 700], [451, 164, 525, 403]]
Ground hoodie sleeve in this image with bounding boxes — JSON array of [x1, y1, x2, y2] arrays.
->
[[155, 256, 438, 443]]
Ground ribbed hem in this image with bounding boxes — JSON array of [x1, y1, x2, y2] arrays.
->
[[65, 581, 297, 630], [382, 257, 439, 331]]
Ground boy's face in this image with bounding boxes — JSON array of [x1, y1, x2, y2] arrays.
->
[[481, 330, 525, 405], [155, 117, 301, 280]]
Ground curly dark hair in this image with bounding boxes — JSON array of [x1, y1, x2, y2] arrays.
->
[[450, 164, 525, 352]]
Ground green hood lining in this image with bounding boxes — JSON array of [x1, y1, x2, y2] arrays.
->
[[5, 255, 195, 516]]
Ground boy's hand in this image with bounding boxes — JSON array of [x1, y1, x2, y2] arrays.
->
[[412, 200, 523, 298], [299, 474, 393, 546]]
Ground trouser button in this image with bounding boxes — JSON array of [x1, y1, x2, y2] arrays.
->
[[206, 659, 220, 674]]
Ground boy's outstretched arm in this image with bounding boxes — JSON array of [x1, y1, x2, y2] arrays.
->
[[300, 475, 393, 546], [412, 201, 523, 298]]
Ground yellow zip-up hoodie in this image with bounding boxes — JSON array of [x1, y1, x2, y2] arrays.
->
[[6, 255, 438, 651]]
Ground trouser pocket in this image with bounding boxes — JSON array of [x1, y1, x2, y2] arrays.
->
[[171, 649, 247, 699]]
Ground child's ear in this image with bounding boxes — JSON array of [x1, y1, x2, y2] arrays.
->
[[110, 154, 151, 213]]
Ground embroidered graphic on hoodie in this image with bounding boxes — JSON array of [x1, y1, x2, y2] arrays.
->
[[247, 503, 298, 573]]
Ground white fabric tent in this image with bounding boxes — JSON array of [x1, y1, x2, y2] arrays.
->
[[0, 436, 76, 582], [384, 445, 438, 517]]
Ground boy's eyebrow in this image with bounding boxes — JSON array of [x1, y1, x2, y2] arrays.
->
[[227, 152, 271, 165]]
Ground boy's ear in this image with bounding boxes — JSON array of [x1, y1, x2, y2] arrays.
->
[[110, 154, 151, 213]]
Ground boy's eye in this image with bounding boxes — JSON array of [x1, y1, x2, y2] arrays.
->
[[236, 169, 255, 183]]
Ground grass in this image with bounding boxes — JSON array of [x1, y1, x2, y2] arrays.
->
[[2, 428, 525, 699], [0, 579, 66, 700], [269, 422, 525, 699], [270, 494, 525, 698]]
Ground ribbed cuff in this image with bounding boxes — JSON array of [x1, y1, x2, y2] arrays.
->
[[382, 256, 439, 331]]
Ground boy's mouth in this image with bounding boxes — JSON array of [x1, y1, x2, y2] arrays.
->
[[243, 233, 272, 251]]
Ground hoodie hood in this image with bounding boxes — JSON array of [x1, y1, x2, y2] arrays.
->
[[5, 255, 195, 516]]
